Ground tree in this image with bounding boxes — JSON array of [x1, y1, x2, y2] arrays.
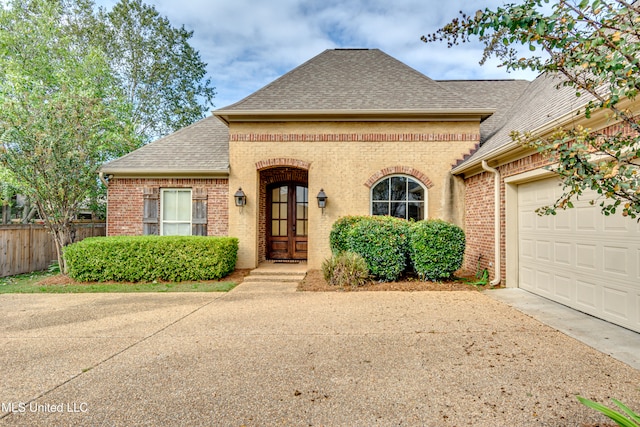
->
[[423, 0, 640, 219], [99, 0, 216, 142], [0, 0, 139, 271]]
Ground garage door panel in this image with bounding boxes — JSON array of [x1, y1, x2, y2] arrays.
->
[[603, 286, 630, 321], [536, 270, 553, 294], [536, 240, 552, 262], [576, 205, 597, 231], [603, 246, 629, 275], [575, 279, 598, 310], [554, 242, 571, 265], [554, 275, 572, 301], [518, 177, 640, 333], [576, 244, 597, 270]]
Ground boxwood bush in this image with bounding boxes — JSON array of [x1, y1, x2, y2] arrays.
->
[[408, 219, 465, 281], [329, 216, 364, 255], [64, 236, 238, 282], [329, 215, 410, 282]]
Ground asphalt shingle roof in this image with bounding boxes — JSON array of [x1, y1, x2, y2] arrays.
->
[[217, 49, 491, 113], [455, 72, 593, 169], [100, 115, 229, 174], [106, 49, 578, 175], [437, 79, 530, 142]]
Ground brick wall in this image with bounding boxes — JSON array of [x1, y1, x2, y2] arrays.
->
[[228, 121, 481, 268], [107, 178, 229, 236], [462, 151, 552, 280]]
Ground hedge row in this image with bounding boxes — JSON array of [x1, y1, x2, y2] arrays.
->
[[64, 236, 238, 282], [329, 216, 465, 282]]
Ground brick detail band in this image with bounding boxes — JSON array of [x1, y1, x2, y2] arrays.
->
[[234, 133, 480, 142], [364, 166, 434, 189], [255, 158, 311, 171]]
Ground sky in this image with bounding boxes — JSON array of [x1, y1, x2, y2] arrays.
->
[[96, 0, 540, 110]]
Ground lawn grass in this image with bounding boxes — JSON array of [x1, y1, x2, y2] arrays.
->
[[0, 270, 239, 294]]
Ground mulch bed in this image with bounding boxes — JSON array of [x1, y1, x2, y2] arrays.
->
[[297, 269, 483, 292]]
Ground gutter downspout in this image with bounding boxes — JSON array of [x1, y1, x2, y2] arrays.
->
[[99, 172, 109, 236], [99, 172, 109, 188], [481, 160, 502, 287]]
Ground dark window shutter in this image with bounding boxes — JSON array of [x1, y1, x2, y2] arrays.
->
[[143, 187, 159, 235], [192, 187, 208, 236]]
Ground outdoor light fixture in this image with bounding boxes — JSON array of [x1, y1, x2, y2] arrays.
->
[[234, 187, 246, 207], [316, 188, 327, 212]]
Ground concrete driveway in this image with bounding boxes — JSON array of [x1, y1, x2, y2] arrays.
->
[[0, 283, 639, 426]]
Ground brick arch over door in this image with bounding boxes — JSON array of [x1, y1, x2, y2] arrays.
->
[[364, 166, 434, 189], [256, 158, 311, 171]]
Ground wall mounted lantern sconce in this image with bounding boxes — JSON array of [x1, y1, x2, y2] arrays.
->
[[316, 188, 327, 213], [234, 187, 247, 208]]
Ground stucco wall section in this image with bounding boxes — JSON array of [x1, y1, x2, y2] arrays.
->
[[107, 178, 229, 237]]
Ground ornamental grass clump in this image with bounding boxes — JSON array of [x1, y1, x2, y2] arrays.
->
[[322, 251, 370, 288], [408, 219, 465, 281]]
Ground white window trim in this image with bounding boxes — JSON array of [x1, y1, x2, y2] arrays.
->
[[370, 174, 428, 220], [160, 188, 192, 236]]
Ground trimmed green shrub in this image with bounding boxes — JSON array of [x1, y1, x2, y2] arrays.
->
[[322, 251, 370, 288], [64, 236, 238, 282], [329, 215, 365, 254], [345, 216, 411, 282], [408, 219, 465, 281]]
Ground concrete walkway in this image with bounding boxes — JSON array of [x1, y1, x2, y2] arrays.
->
[[485, 288, 640, 370], [0, 276, 639, 426]]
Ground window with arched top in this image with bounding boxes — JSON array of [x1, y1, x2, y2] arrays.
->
[[370, 175, 427, 221]]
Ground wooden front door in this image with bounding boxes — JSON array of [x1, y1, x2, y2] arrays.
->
[[267, 183, 308, 260]]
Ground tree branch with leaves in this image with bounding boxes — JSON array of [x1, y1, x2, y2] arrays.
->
[[423, 0, 640, 218], [0, 0, 139, 271]]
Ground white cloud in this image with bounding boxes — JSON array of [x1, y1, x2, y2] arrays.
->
[[95, 0, 540, 109]]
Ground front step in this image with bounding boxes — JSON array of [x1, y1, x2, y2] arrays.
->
[[233, 263, 308, 292], [242, 274, 305, 283]]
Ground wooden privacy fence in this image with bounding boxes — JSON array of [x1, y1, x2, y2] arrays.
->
[[0, 221, 105, 278]]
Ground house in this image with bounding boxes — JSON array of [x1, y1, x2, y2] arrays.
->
[[101, 48, 640, 333]]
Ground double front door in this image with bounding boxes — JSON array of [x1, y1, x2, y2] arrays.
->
[[267, 182, 308, 260]]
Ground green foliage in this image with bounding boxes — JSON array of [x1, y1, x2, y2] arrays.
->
[[423, 0, 640, 219], [577, 396, 640, 427], [99, 0, 216, 142], [322, 251, 370, 288], [340, 216, 410, 282], [0, 0, 140, 270], [64, 236, 238, 282], [408, 220, 465, 281], [329, 216, 366, 255]]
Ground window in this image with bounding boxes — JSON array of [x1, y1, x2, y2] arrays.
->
[[161, 189, 192, 235], [371, 175, 426, 220]]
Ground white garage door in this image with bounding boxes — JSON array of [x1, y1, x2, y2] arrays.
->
[[518, 177, 640, 333]]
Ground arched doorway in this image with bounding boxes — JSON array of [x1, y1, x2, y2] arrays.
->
[[258, 166, 308, 262], [267, 182, 308, 260]]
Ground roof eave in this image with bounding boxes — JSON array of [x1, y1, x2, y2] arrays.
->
[[214, 109, 495, 124], [451, 107, 590, 176], [100, 167, 230, 178]]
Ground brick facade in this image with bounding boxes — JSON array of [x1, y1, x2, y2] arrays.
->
[[228, 121, 480, 268], [107, 178, 229, 237], [462, 151, 553, 280]]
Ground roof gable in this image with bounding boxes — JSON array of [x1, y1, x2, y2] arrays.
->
[[216, 49, 494, 122]]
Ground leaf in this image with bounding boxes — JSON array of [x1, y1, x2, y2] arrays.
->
[[577, 396, 640, 427]]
